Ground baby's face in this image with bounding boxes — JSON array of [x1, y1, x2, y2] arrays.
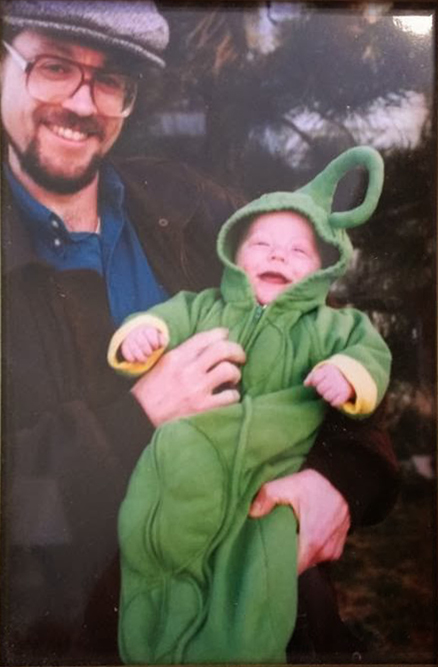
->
[[235, 211, 322, 305]]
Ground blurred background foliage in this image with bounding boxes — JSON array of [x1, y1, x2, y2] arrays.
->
[[116, 2, 437, 661]]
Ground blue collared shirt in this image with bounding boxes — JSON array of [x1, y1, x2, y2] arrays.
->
[[6, 164, 168, 326]]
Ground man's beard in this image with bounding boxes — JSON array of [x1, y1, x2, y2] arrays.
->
[[5, 108, 107, 195], [7, 131, 103, 195]]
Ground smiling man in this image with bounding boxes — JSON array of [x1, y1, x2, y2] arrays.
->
[[0, 1, 399, 665], [2, 32, 126, 194]]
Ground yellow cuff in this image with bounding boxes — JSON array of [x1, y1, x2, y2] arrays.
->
[[107, 314, 169, 377], [314, 354, 378, 415]]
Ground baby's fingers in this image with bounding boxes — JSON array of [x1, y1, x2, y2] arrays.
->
[[304, 366, 329, 387], [158, 331, 168, 348], [131, 338, 152, 361], [330, 385, 354, 407], [324, 389, 346, 407], [121, 340, 134, 363], [304, 369, 318, 387], [148, 328, 166, 349], [138, 327, 165, 352], [121, 339, 144, 363]]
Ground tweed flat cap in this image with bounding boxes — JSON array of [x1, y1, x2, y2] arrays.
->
[[2, 0, 169, 67]]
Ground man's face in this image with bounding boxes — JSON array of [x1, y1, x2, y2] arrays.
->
[[235, 211, 322, 305], [1, 30, 126, 194]]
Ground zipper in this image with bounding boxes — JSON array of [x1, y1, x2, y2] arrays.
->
[[234, 303, 267, 397], [241, 303, 266, 350]]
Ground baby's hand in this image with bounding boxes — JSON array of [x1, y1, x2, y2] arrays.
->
[[304, 363, 355, 407], [121, 325, 166, 363]]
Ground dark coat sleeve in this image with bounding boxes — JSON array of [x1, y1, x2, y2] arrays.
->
[[302, 402, 399, 526], [1, 168, 246, 663], [3, 265, 155, 540], [1, 265, 155, 663]]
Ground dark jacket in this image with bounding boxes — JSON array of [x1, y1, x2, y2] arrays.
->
[[0, 157, 399, 665]]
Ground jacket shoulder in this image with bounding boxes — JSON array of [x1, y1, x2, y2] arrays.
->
[[113, 157, 244, 292], [114, 156, 244, 223]]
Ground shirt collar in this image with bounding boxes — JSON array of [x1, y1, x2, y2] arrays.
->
[[4, 161, 127, 240], [4, 164, 68, 244], [99, 162, 126, 211]]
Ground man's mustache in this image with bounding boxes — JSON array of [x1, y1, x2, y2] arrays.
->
[[34, 108, 105, 140]]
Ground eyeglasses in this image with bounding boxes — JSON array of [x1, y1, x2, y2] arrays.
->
[[2, 41, 138, 118]]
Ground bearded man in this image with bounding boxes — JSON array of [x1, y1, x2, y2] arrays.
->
[[0, 1, 398, 664]]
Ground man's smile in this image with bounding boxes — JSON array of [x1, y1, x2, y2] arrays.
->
[[46, 123, 91, 142], [36, 107, 105, 144], [34, 106, 105, 144]]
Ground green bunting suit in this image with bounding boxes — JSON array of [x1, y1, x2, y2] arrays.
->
[[109, 147, 391, 664]]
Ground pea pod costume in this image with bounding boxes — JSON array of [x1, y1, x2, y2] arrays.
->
[[109, 146, 391, 664]]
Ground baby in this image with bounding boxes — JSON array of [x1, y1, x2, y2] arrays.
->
[[119, 210, 356, 408], [110, 146, 391, 665]]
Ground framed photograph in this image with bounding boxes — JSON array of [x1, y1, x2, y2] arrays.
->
[[1, 0, 436, 665]]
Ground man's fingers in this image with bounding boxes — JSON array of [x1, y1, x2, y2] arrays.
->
[[297, 514, 349, 574], [198, 339, 246, 372], [209, 388, 241, 410], [297, 529, 329, 574], [175, 328, 230, 360], [207, 361, 242, 390], [248, 478, 298, 518], [249, 471, 351, 576], [296, 479, 351, 573], [131, 329, 245, 426], [297, 537, 312, 575], [249, 489, 277, 518]]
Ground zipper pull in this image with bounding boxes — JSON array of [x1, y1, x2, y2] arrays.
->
[[253, 304, 264, 321]]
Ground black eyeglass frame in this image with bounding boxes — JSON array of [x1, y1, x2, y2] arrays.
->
[[2, 40, 139, 118]]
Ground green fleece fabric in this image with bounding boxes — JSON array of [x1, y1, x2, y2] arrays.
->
[[117, 147, 391, 664]]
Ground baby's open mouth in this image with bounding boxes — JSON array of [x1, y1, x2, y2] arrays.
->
[[259, 272, 290, 285]]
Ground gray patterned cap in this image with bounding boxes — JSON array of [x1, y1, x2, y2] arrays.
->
[[2, 0, 169, 67]]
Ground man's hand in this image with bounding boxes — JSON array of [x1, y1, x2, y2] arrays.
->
[[304, 363, 355, 407], [249, 469, 350, 574], [131, 327, 245, 426]]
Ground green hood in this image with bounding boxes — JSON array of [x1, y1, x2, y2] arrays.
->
[[218, 146, 384, 309]]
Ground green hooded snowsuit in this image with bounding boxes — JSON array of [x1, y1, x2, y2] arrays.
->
[[110, 147, 391, 664]]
